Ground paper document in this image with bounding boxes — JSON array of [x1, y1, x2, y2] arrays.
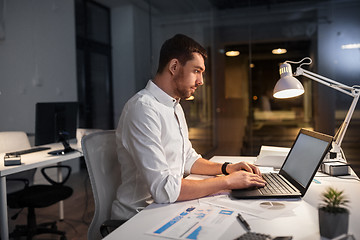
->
[[255, 145, 290, 168], [201, 195, 300, 220], [147, 204, 236, 240]]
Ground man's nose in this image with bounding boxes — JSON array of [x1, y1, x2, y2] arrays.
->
[[197, 74, 204, 86]]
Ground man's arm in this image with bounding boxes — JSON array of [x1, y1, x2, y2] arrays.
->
[[176, 158, 265, 201], [190, 157, 262, 176]]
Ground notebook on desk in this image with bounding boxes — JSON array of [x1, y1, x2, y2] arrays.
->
[[231, 128, 333, 199]]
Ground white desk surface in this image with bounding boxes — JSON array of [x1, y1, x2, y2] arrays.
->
[[0, 143, 83, 240], [0, 143, 82, 176], [103, 156, 360, 240]]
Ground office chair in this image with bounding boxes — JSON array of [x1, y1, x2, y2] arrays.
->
[[81, 130, 126, 240], [0, 131, 73, 240], [0, 132, 36, 194]]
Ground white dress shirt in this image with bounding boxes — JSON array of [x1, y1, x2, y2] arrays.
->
[[111, 80, 201, 220]]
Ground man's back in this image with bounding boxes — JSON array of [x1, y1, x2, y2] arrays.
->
[[111, 80, 200, 220]]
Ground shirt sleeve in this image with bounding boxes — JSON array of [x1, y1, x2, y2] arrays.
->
[[120, 100, 182, 204], [183, 141, 202, 175]]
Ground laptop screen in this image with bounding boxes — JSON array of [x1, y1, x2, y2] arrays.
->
[[281, 130, 332, 188]]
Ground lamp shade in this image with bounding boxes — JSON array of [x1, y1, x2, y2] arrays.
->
[[273, 63, 305, 99]]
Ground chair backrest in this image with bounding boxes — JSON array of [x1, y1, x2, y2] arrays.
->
[[0, 131, 31, 153], [0, 131, 36, 193], [81, 130, 121, 240]]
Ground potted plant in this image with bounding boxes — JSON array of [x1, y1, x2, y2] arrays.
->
[[318, 187, 350, 239]]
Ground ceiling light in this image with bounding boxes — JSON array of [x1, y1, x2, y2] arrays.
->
[[272, 48, 287, 55], [341, 43, 360, 49], [225, 51, 240, 57]]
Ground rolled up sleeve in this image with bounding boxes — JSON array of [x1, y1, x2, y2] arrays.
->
[[153, 174, 182, 203], [184, 146, 201, 175]]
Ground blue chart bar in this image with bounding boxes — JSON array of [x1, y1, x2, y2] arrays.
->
[[186, 226, 202, 240], [153, 211, 190, 234]]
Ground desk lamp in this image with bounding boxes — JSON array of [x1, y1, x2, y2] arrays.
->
[[273, 57, 360, 162]]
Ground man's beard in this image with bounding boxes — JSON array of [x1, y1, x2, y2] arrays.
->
[[173, 68, 192, 99]]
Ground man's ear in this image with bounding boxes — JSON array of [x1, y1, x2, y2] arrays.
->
[[168, 59, 179, 75]]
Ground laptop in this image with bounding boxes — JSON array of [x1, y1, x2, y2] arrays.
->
[[231, 128, 333, 199]]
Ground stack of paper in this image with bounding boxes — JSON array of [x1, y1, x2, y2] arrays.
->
[[255, 145, 290, 168]]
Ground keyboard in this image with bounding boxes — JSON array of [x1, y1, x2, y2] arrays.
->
[[5, 147, 51, 156], [259, 173, 295, 195], [235, 232, 272, 240]]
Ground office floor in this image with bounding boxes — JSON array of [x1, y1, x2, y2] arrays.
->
[[8, 166, 94, 240]]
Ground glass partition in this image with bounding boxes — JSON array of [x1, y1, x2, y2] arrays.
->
[[101, 0, 360, 168]]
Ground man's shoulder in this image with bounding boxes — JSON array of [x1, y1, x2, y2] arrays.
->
[[123, 90, 164, 118], [120, 90, 166, 127], [127, 89, 158, 108]]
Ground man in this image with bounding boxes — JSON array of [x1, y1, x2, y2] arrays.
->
[[111, 34, 265, 220]]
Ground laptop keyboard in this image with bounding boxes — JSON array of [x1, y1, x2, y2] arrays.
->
[[259, 173, 295, 195], [235, 232, 272, 240]]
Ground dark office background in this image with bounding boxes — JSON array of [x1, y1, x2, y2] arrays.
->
[[1, 0, 360, 239], [1, 0, 360, 170]]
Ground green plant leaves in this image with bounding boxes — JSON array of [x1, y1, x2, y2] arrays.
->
[[320, 187, 349, 213]]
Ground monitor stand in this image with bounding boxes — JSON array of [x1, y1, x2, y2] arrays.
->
[[48, 145, 75, 155], [48, 132, 76, 155]]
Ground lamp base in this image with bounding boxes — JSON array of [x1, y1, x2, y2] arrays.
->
[[324, 142, 347, 163], [324, 151, 345, 162], [321, 143, 350, 176], [320, 161, 350, 176]]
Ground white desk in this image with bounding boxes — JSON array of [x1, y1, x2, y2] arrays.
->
[[103, 156, 360, 240], [0, 143, 82, 240]]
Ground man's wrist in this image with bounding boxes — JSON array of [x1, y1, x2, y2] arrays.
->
[[221, 162, 231, 175]]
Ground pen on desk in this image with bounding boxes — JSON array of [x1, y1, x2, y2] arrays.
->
[[237, 213, 251, 232]]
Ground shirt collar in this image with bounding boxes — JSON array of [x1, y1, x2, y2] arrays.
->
[[146, 80, 180, 108]]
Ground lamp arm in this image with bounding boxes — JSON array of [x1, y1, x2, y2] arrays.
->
[[296, 67, 355, 97], [335, 93, 359, 147], [295, 66, 360, 148]]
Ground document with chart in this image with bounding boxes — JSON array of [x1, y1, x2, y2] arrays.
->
[[147, 204, 236, 240]]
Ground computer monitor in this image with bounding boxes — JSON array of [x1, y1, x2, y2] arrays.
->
[[35, 102, 78, 155]]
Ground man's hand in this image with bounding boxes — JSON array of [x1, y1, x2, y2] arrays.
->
[[225, 162, 265, 189], [225, 170, 266, 189], [226, 161, 262, 175]]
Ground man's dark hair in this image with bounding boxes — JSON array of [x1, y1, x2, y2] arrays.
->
[[157, 34, 207, 74]]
